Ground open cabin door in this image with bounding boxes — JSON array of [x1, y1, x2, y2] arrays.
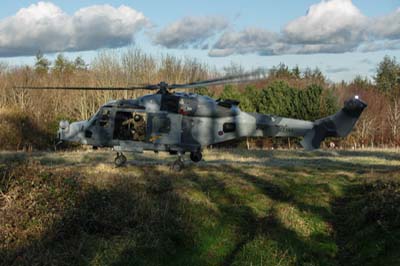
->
[[113, 110, 148, 142]]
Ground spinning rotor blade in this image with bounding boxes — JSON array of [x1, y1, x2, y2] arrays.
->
[[14, 84, 158, 91], [14, 69, 268, 92], [170, 69, 268, 89]]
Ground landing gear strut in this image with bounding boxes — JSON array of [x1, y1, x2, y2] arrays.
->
[[190, 151, 202, 163], [115, 152, 127, 167], [171, 152, 185, 172]]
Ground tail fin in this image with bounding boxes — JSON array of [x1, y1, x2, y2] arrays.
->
[[301, 96, 367, 150]]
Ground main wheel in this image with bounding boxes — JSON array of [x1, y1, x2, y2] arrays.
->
[[190, 152, 202, 163], [115, 154, 127, 167], [121, 154, 127, 164], [171, 160, 184, 172]]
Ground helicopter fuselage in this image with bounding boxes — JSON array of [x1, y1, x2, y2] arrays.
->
[[58, 92, 367, 153]]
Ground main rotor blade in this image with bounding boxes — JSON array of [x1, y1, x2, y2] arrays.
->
[[170, 69, 268, 89], [13, 85, 158, 91]]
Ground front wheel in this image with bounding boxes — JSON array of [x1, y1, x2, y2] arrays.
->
[[115, 153, 127, 167], [190, 152, 202, 163]]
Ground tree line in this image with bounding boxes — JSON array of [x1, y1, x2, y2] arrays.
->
[[0, 48, 399, 150]]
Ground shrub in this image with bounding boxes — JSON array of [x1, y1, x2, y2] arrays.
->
[[0, 108, 54, 151]]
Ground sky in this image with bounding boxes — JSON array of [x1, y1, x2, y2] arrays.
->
[[0, 0, 399, 82]]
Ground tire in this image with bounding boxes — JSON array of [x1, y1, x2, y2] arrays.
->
[[115, 154, 127, 167], [121, 154, 127, 164], [172, 160, 184, 172], [190, 152, 202, 163]]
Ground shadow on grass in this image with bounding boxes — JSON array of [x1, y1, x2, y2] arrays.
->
[[214, 148, 400, 166], [332, 180, 400, 266], [38, 156, 69, 166], [221, 148, 400, 161], [0, 167, 199, 266], [230, 166, 337, 265], [338, 150, 400, 162], [217, 164, 400, 266], [2, 155, 399, 266], [184, 165, 339, 266], [203, 154, 400, 174], [0, 152, 29, 165]]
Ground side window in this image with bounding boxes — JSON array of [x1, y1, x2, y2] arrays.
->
[[152, 115, 171, 134], [223, 122, 236, 133], [99, 109, 111, 127]]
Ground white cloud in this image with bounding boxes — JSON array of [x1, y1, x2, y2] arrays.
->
[[152, 16, 228, 49], [0, 2, 148, 57], [208, 0, 400, 57], [283, 0, 367, 48], [2, 0, 399, 58], [325, 66, 350, 74], [370, 8, 400, 40], [360, 40, 400, 53], [209, 28, 278, 57]]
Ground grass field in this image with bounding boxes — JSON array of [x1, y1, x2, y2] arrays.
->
[[1, 149, 400, 266]]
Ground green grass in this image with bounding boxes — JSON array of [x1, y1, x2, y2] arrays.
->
[[0, 149, 400, 266]]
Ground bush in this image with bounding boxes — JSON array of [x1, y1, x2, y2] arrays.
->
[[0, 108, 54, 151], [0, 161, 191, 266], [336, 180, 400, 266]]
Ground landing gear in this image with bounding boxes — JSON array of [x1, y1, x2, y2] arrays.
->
[[115, 152, 127, 167], [54, 140, 63, 151], [190, 151, 202, 163], [171, 152, 185, 172]]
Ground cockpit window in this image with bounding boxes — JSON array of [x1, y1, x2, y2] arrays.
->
[[161, 94, 180, 113], [99, 109, 111, 127], [217, 99, 240, 108]]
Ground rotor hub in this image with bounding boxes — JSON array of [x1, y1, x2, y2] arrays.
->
[[157, 81, 170, 94]]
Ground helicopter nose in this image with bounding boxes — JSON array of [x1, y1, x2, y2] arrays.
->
[[58, 120, 71, 141], [59, 120, 70, 130], [58, 120, 87, 144]]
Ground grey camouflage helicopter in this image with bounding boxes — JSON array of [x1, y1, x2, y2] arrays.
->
[[19, 71, 367, 171]]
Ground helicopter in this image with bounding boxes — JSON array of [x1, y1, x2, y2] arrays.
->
[[18, 72, 367, 171]]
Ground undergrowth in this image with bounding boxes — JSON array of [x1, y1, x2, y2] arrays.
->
[[0, 150, 399, 266]]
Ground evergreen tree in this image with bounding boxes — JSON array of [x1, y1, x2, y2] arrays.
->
[[53, 54, 74, 76], [194, 87, 214, 97], [257, 81, 334, 120], [74, 56, 87, 70], [303, 67, 313, 79], [351, 75, 371, 89], [260, 81, 293, 116], [220, 85, 241, 100], [269, 63, 292, 79], [34, 51, 51, 75], [302, 84, 323, 120], [292, 65, 301, 79], [321, 88, 339, 117], [374, 56, 400, 96], [240, 86, 261, 112]]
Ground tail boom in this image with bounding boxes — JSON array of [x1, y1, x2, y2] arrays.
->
[[245, 96, 366, 150]]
